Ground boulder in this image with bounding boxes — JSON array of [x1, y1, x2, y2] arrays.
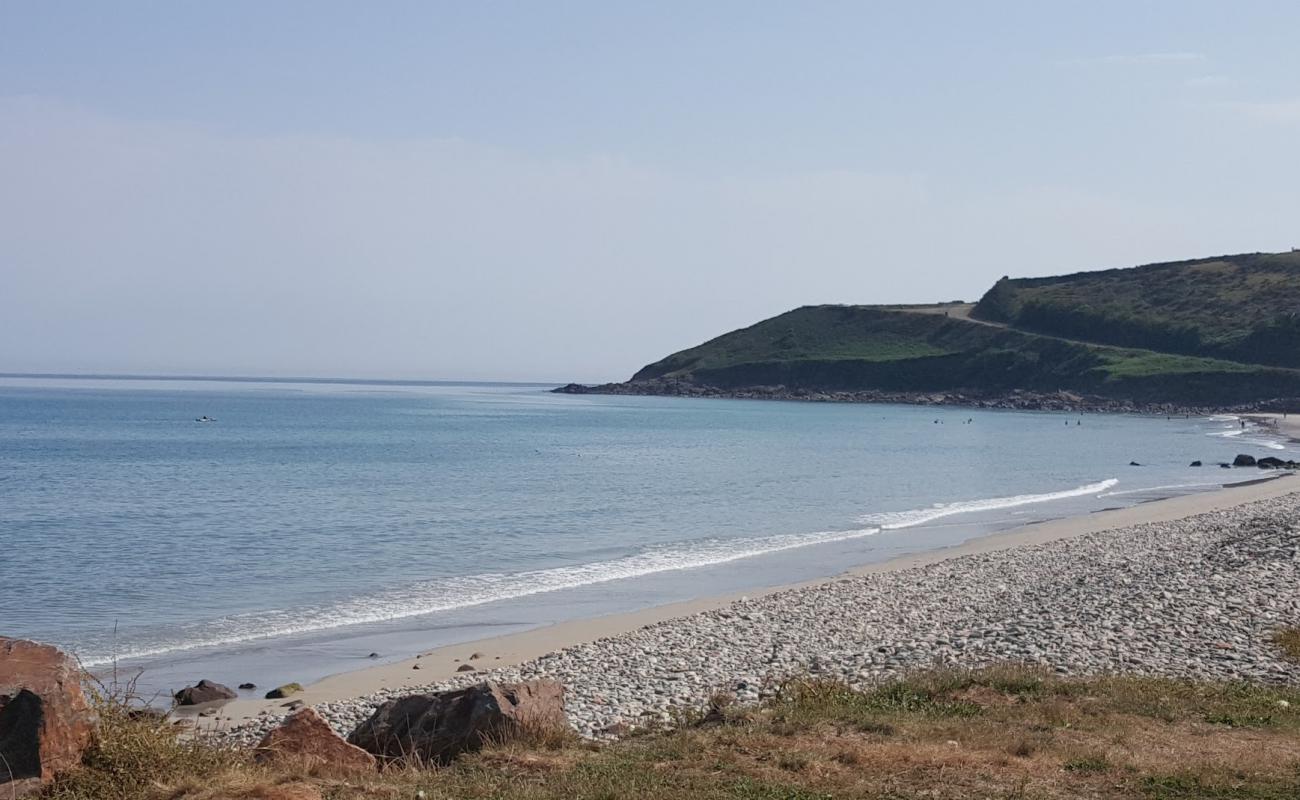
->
[[254, 708, 375, 773], [1189, 460, 1203, 467], [348, 680, 567, 764], [265, 683, 303, 700], [0, 637, 96, 794], [1233, 454, 1257, 467], [173, 679, 237, 705], [1257, 457, 1286, 469]]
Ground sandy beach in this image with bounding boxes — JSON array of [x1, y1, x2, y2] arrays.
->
[[208, 471, 1298, 738], [1247, 412, 1300, 442]]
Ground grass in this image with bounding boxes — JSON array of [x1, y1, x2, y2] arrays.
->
[[1093, 350, 1260, 378], [622, 302, 1300, 406], [971, 250, 1300, 368], [1273, 627, 1300, 663], [40, 665, 1300, 800]]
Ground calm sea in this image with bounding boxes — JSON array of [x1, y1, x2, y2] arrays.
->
[[1, 376, 1292, 695]]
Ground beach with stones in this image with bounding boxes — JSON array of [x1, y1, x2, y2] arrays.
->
[[214, 489, 1300, 746]]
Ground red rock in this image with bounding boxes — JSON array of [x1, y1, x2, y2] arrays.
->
[[347, 679, 568, 764], [0, 637, 96, 794], [254, 708, 375, 774]]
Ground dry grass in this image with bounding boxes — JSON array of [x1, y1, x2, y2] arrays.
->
[[1273, 627, 1300, 663], [40, 666, 1300, 800]]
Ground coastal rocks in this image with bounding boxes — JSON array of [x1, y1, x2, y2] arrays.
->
[[174, 679, 237, 705], [254, 708, 375, 773], [456, 663, 476, 672], [0, 637, 96, 795], [1258, 457, 1288, 469], [1190, 461, 1203, 467], [265, 683, 303, 700], [347, 680, 567, 764], [238, 682, 257, 690], [552, 379, 1267, 417], [1235, 454, 1258, 467]]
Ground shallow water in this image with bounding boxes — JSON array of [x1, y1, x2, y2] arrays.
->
[[1, 376, 1292, 695]]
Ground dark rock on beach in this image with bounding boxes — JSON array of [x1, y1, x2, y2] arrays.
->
[[0, 637, 96, 795], [1190, 460, 1203, 467], [173, 679, 237, 705], [347, 680, 568, 764], [265, 683, 304, 700], [1234, 454, 1258, 467]]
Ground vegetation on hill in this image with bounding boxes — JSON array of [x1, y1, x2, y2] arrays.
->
[[629, 304, 1300, 406], [973, 251, 1300, 368], [47, 666, 1300, 800]]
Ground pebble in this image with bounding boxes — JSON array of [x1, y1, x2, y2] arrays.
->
[[214, 493, 1300, 745]]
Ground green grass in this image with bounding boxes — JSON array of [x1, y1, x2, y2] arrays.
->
[[972, 250, 1300, 368], [1094, 350, 1261, 378], [623, 302, 1300, 405]]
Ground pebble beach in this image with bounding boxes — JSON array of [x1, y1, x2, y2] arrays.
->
[[214, 479, 1300, 746]]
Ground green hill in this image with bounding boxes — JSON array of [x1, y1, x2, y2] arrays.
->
[[564, 250, 1300, 408], [972, 251, 1300, 367], [627, 304, 1300, 406]]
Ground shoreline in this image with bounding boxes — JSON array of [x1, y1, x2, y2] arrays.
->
[[1246, 412, 1300, 443], [554, 380, 1297, 416], [208, 471, 1298, 731]]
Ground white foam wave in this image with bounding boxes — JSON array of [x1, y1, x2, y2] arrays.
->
[[81, 477, 1119, 667], [80, 523, 887, 666], [857, 479, 1118, 530]]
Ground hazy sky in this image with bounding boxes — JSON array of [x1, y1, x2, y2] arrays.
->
[[3, 2, 1299, 381]]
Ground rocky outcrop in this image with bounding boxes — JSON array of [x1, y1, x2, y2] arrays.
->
[[1234, 454, 1258, 467], [173, 679, 237, 705], [0, 637, 96, 795], [254, 708, 375, 773], [554, 380, 1273, 416], [347, 680, 567, 764]]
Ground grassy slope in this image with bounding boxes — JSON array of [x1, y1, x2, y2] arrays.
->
[[49, 665, 1300, 800], [972, 251, 1300, 367], [630, 305, 1300, 405]]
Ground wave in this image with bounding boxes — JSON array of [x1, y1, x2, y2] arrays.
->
[[856, 479, 1118, 530], [1098, 481, 1220, 498], [81, 477, 1118, 667], [79, 524, 888, 666]]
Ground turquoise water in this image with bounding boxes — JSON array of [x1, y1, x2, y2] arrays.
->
[[1, 376, 1292, 694]]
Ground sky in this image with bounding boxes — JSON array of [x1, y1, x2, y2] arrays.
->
[[3, 1, 1299, 382]]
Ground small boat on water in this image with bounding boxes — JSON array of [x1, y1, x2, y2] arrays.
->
[[195, 415, 216, 423]]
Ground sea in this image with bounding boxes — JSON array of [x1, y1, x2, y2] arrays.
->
[[1, 375, 1295, 698]]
